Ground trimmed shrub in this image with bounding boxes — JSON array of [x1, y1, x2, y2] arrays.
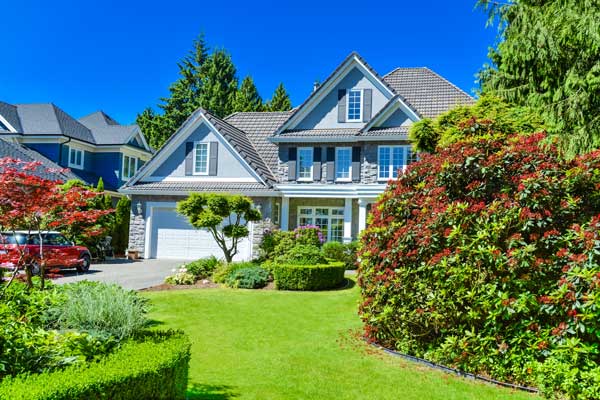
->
[[261, 227, 326, 260], [225, 267, 269, 289], [322, 241, 345, 261], [273, 262, 345, 291], [186, 256, 220, 279], [359, 132, 600, 394], [274, 244, 327, 265], [212, 261, 259, 284], [0, 330, 191, 400], [45, 281, 148, 341], [165, 271, 196, 285]]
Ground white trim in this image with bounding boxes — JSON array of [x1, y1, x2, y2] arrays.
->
[[193, 142, 210, 175], [275, 183, 385, 198], [358, 198, 369, 233], [280, 197, 290, 230], [275, 54, 396, 135], [346, 89, 363, 122], [335, 147, 352, 182], [140, 176, 259, 183], [297, 147, 314, 181], [120, 188, 279, 197], [124, 126, 152, 152], [377, 145, 412, 181], [68, 147, 84, 169], [15, 136, 152, 157], [343, 198, 352, 243], [122, 155, 139, 181], [362, 97, 420, 132], [269, 135, 411, 143], [0, 114, 17, 133]]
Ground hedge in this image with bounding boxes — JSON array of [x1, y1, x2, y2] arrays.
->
[[0, 330, 191, 400], [272, 262, 345, 290]]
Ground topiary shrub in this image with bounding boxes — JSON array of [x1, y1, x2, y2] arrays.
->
[[273, 262, 345, 291], [225, 266, 269, 289], [292, 225, 325, 247], [0, 330, 191, 400], [274, 244, 327, 265], [359, 132, 600, 395]]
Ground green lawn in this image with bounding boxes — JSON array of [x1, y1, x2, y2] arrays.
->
[[145, 278, 536, 400]]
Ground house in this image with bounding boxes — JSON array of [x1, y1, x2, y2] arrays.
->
[[0, 101, 153, 193], [121, 52, 474, 260]]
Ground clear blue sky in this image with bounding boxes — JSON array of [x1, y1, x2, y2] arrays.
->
[[1, 1, 496, 124]]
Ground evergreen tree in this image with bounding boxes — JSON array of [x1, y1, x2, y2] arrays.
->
[[478, 0, 600, 156], [199, 49, 239, 117], [233, 76, 264, 112], [111, 197, 131, 254], [267, 83, 292, 111]]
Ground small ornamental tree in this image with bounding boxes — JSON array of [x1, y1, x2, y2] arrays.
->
[[0, 158, 111, 292], [177, 193, 261, 263]]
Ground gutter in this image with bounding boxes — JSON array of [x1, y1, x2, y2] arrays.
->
[[58, 136, 71, 166]]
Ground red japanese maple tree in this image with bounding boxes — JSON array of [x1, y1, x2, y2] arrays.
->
[[0, 158, 111, 292]]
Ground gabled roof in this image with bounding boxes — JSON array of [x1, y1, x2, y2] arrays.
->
[[123, 107, 277, 191], [14, 103, 96, 143], [0, 101, 22, 133], [0, 138, 79, 182], [78, 111, 120, 126], [225, 111, 293, 172], [78, 111, 151, 149], [383, 67, 474, 118]]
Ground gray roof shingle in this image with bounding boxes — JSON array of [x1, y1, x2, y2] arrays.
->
[[383, 67, 474, 118], [0, 138, 80, 182], [14, 104, 96, 143], [0, 101, 22, 132], [78, 111, 144, 146], [121, 181, 274, 194]]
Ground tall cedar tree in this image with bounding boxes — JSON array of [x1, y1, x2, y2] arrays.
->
[[267, 83, 292, 111], [233, 76, 264, 112], [478, 0, 600, 156], [199, 50, 239, 117]]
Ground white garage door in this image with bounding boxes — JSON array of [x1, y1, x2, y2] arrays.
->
[[150, 207, 251, 261]]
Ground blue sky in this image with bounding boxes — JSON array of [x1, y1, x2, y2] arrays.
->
[[1, 1, 497, 124]]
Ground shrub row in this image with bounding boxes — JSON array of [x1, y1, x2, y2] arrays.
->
[[272, 262, 345, 291], [0, 330, 191, 400]]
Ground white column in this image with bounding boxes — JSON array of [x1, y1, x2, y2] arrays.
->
[[343, 197, 352, 243], [358, 198, 368, 233], [280, 197, 290, 231]]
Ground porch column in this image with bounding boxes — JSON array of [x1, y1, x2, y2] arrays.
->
[[343, 197, 352, 243], [280, 196, 290, 231], [358, 198, 368, 233]]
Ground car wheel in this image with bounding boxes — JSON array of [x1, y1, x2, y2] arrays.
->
[[77, 255, 91, 273]]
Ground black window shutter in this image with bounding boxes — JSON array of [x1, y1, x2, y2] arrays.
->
[[209, 141, 218, 176], [337, 89, 347, 123], [326, 147, 335, 182], [184, 142, 194, 175], [363, 89, 372, 122], [288, 147, 297, 181], [352, 146, 361, 182], [313, 147, 322, 181]]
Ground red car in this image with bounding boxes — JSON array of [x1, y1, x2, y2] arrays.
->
[[0, 231, 92, 274]]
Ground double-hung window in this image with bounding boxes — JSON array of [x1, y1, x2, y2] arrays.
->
[[68, 148, 83, 169], [335, 147, 352, 181], [347, 89, 362, 121], [123, 155, 139, 180], [297, 147, 313, 181], [194, 142, 209, 175], [378, 145, 413, 180]]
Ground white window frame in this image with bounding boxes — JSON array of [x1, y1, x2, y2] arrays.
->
[[273, 202, 280, 225], [193, 142, 210, 176], [335, 147, 352, 182], [122, 155, 139, 180], [346, 89, 363, 122], [377, 145, 412, 181], [68, 148, 84, 169], [296, 206, 345, 242], [297, 147, 314, 181]]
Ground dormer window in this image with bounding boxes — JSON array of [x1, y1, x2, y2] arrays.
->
[[347, 89, 362, 121], [68, 148, 84, 169]]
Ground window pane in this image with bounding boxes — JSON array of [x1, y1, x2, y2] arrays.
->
[[299, 217, 313, 226], [378, 147, 391, 179], [195, 143, 208, 174], [299, 208, 313, 216], [335, 148, 351, 180], [124, 156, 130, 178], [316, 208, 329, 216], [330, 218, 344, 242], [70, 150, 75, 164], [331, 209, 344, 216], [298, 148, 313, 179], [392, 147, 405, 178], [76, 151, 82, 166], [315, 217, 328, 234]]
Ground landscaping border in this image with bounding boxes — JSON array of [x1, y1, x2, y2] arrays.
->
[[368, 342, 539, 394]]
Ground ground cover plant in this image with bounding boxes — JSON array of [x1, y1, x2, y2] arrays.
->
[[359, 132, 600, 398], [145, 279, 533, 400]]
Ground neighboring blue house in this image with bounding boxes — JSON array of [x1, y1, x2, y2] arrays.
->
[[0, 102, 153, 192]]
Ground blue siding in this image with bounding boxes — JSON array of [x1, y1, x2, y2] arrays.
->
[[91, 152, 122, 190], [26, 143, 63, 165]]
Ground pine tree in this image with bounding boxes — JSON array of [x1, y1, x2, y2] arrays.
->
[[267, 83, 292, 111], [233, 76, 264, 112], [199, 50, 239, 117], [478, 0, 600, 156]]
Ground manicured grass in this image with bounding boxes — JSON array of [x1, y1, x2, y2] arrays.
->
[[145, 278, 536, 400]]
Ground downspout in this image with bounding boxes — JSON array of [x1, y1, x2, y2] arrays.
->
[[58, 137, 71, 166]]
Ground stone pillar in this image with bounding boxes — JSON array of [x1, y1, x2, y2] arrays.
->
[[343, 197, 352, 243], [358, 198, 368, 233], [281, 196, 290, 231], [127, 198, 146, 257], [251, 218, 277, 260]]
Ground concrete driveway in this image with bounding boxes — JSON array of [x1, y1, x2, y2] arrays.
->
[[53, 258, 184, 290]]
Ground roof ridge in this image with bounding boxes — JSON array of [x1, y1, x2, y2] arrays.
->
[[420, 67, 475, 100]]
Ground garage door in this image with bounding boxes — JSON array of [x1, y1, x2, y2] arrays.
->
[[150, 207, 251, 261]]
